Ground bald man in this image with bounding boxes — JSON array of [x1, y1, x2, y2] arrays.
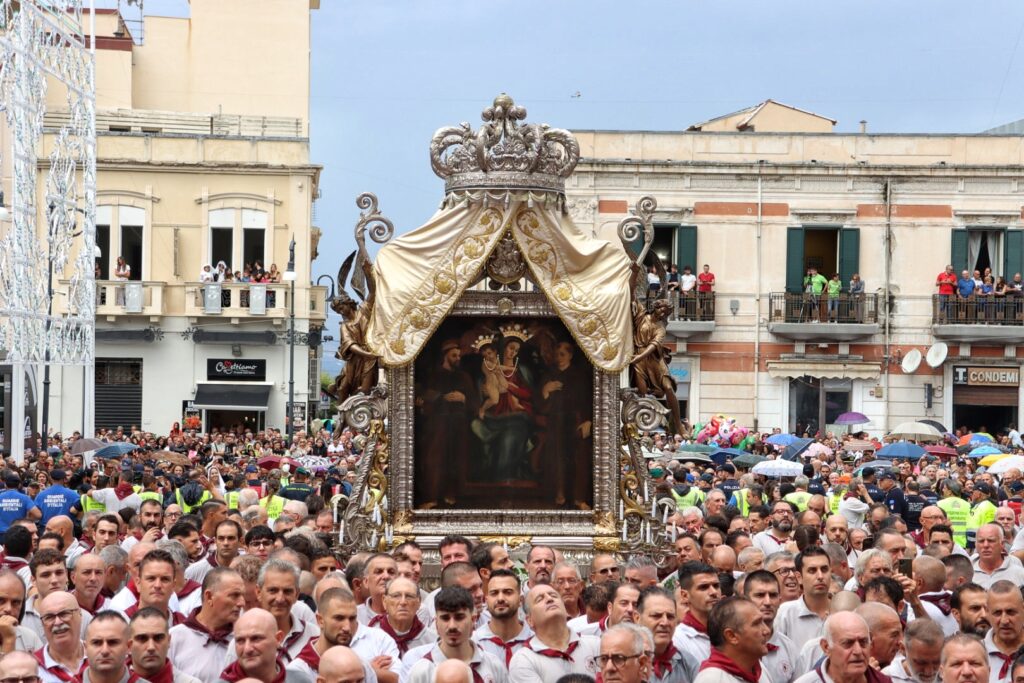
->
[[317, 645, 378, 683], [220, 608, 313, 683], [0, 650, 39, 681], [914, 555, 958, 636], [434, 659, 474, 683], [794, 612, 873, 683], [44, 516, 86, 563]]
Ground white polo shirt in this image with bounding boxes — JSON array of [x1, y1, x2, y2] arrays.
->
[[672, 620, 711, 664], [507, 631, 600, 683], [404, 641, 507, 683], [972, 555, 1024, 589], [773, 597, 826, 651], [473, 621, 533, 669], [762, 630, 799, 683], [168, 617, 234, 683]]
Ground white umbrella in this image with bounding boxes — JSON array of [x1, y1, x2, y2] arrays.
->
[[988, 455, 1024, 476], [751, 459, 805, 478], [887, 421, 944, 443]]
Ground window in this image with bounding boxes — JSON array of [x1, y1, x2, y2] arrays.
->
[[951, 228, 1024, 280], [785, 226, 860, 292], [242, 209, 267, 270], [95, 205, 111, 279], [207, 207, 267, 274], [788, 377, 852, 435], [209, 209, 234, 269], [96, 205, 146, 280]]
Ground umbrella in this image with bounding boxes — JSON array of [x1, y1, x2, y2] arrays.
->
[[888, 421, 944, 442], [958, 433, 993, 446], [806, 443, 834, 458], [710, 447, 748, 465], [855, 460, 895, 475], [675, 443, 717, 454], [93, 443, 138, 459], [781, 438, 814, 461], [765, 434, 798, 446], [925, 445, 958, 457], [258, 455, 283, 469], [842, 438, 877, 452], [674, 452, 713, 465], [733, 453, 767, 468], [752, 459, 804, 477], [875, 442, 927, 460], [835, 412, 870, 426], [989, 455, 1024, 475], [968, 445, 1003, 458], [156, 452, 191, 467], [979, 453, 1011, 467], [70, 438, 105, 455], [920, 419, 948, 433], [297, 455, 332, 471]]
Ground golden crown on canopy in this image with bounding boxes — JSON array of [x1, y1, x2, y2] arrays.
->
[[430, 93, 581, 195], [499, 323, 532, 343]]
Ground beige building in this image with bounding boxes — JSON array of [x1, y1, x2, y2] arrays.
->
[[41, 1, 326, 436], [567, 100, 1024, 437]]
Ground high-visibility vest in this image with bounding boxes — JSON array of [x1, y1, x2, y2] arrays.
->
[[80, 493, 105, 514], [783, 491, 812, 512], [175, 488, 211, 515], [828, 491, 843, 515], [260, 494, 285, 519], [937, 496, 970, 548], [967, 499, 997, 548], [138, 491, 162, 504], [731, 488, 764, 517], [225, 491, 241, 510]]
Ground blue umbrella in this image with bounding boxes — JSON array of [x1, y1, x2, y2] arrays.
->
[[781, 438, 814, 461], [968, 445, 1003, 458], [710, 447, 748, 465], [766, 434, 798, 446], [93, 443, 139, 459], [875, 442, 927, 460]]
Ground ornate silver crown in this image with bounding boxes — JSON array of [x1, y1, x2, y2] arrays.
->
[[430, 93, 580, 195]]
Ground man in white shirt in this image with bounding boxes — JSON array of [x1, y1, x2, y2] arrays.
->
[[256, 557, 319, 662], [369, 576, 435, 656], [792, 612, 871, 683], [742, 570, 799, 683], [169, 566, 246, 683], [774, 547, 830, 652], [508, 584, 600, 682], [35, 591, 87, 683], [473, 569, 531, 669], [0, 569, 44, 653], [882, 618, 943, 683], [672, 561, 720, 662], [753, 502, 796, 557], [972, 524, 1024, 589], [913, 555, 959, 637]]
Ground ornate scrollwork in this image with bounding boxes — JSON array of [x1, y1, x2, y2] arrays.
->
[[485, 233, 528, 287], [335, 408, 394, 556], [620, 387, 669, 434], [617, 195, 657, 267], [478, 535, 533, 549], [429, 94, 580, 195], [355, 192, 395, 247], [339, 385, 388, 432]]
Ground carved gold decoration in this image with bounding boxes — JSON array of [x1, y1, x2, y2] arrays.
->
[[478, 535, 533, 549], [593, 510, 616, 535], [593, 537, 621, 552], [392, 509, 414, 533]]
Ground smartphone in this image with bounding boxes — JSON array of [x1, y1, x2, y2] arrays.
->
[[861, 535, 875, 550], [899, 558, 913, 577]]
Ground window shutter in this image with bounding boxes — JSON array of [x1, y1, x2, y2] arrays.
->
[[839, 228, 861, 286], [786, 227, 805, 293], [674, 225, 697, 271], [950, 229, 968, 272], [1004, 229, 1024, 279]]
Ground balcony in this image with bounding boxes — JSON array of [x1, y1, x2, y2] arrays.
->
[[768, 292, 880, 342], [931, 294, 1024, 344], [184, 283, 293, 319], [54, 280, 165, 319], [664, 292, 716, 339]]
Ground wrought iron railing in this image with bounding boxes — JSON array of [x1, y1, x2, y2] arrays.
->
[[662, 291, 716, 322], [769, 292, 879, 324], [932, 293, 1024, 325]]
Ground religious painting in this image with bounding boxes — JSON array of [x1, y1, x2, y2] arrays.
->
[[413, 315, 594, 511]]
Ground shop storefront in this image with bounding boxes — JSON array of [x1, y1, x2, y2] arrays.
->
[[192, 359, 272, 433], [952, 365, 1020, 434]]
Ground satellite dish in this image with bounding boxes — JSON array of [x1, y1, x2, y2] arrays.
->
[[926, 342, 948, 368], [901, 348, 922, 374]]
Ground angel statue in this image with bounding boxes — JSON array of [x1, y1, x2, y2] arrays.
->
[[327, 251, 379, 405], [628, 260, 685, 437]]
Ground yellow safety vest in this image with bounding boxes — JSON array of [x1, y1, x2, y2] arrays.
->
[[139, 491, 162, 504], [828, 491, 843, 515], [225, 491, 241, 510], [260, 494, 285, 519], [783, 491, 812, 512], [732, 488, 765, 517], [80, 493, 105, 514], [175, 488, 211, 515], [968, 500, 997, 532], [937, 496, 970, 547]]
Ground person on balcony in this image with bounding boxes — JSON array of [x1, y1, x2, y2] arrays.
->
[[956, 270, 976, 321], [199, 264, 215, 283], [979, 275, 995, 320], [114, 255, 130, 305], [936, 265, 958, 322], [803, 267, 827, 322], [680, 265, 697, 318], [849, 273, 864, 322], [698, 264, 715, 320], [827, 273, 842, 323]]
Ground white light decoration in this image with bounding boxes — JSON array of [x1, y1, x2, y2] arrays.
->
[[0, 1, 96, 462]]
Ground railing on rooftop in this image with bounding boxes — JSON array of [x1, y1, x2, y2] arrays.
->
[[44, 109, 307, 138], [769, 292, 879, 324], [931, 293, 1024, 326]]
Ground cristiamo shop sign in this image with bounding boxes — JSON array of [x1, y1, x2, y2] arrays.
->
[[207, 359, 266, 381]]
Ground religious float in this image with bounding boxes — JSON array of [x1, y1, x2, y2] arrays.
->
[[328, 95, 679, 566]]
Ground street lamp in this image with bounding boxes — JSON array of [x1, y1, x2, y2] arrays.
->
[[283, 237, 297, 445]]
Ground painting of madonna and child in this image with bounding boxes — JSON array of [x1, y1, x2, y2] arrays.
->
[[413, 315, 594, 511]]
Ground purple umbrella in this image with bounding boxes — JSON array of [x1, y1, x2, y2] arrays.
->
[[834, 411, 870, 426]]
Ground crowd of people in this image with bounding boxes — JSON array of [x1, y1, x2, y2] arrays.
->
[[198, 261, 284, 285], [0, 421, 1022, 683], [935, 265, 1024, 322]]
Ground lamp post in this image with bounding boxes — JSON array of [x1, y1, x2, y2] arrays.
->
[[283, 237, 297, 446]]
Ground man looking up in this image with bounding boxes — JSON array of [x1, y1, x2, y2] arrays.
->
[[638, 585, 699, 683], [693, 597, 771, 683], [404, 586, 504, 683], [36, 591, 86, 683], [509, 584, 601, 681], [672, 561, 720, 663], [742, 569, 799, 683], [473, 569, 531, 669], [289, 587, 399, 683], [258, 558, 319, 662], [372, 576, 434, 655], [128, 607, 202, 683], [985, 580, 1024, 683], [169, 567, 246, 682], [775, 546, 830, 651], [552, 562, 584, 619]]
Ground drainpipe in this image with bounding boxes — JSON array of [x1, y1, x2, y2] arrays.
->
[[883, 178, 893, 433], [754, 162, 763, 431]]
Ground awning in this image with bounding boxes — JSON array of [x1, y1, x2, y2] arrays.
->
[[192, 383, 272, 411], [767, 360, 881, 381]]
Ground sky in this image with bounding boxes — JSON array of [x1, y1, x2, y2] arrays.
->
[[134, 1, 1024, 373]]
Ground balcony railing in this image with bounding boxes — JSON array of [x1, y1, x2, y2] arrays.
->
[[932, 293, 1024, 325], [185, 283, 292, 317], [769, 292, 879, 324], [665, 292, 716, 322]]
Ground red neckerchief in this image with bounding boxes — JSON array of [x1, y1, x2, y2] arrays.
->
[[699, 647, 762, 683], [1, 556, 28, 571], [919, 591, 953, 616], [100, 586, 116, 599], [527, 636, 580, 661], [177, 579, 202, 599], [125, 603, 187, 626], [766, 642, 779, 652], [125, 578, 140, 599], [597, 615, 609, 632], [72, 590, 107, 615], [815, 662, 893, 683], [206, 549, 220, 568], [294, 638, 320, 672], [368, 613, 426, 655], [33, 647, 87, 683], [681, 610, 708, 634], [423, 651, 485, 683], [481, 629, 531, 667], [114, 481, 135, 500], [281, 618, 309, 661], [134, 659, 174, 683], [220, 658, 287, 683], [652, 645, 679, 678], [992, 650, 1014, 679], [182, 607, 233, 644]]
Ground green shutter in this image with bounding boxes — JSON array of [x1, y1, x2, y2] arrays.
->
[[950, 229, 968, 272], [1005, 229, 1024, 279], [838, 228, 860, 286], [786, 227, 805, 293], [674, 225, 697, 271]]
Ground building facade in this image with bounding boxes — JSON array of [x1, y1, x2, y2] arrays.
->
[[566, 101, 1024, 437], [39, 1, 326, 438]]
